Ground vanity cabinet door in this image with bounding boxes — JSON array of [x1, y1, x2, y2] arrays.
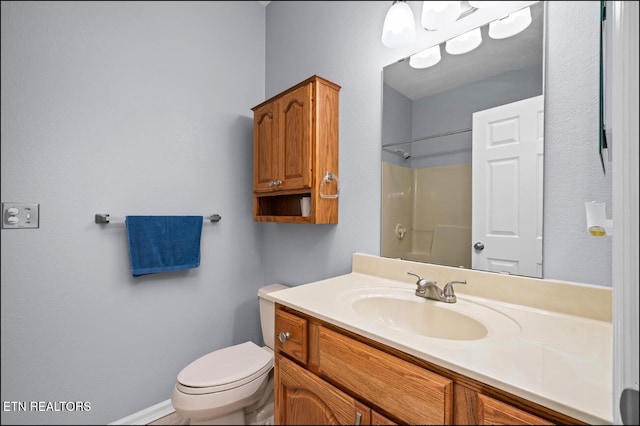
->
[[477, 394, 552, 425], [276, 354, 371, 425]]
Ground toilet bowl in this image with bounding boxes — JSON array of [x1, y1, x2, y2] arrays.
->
[[171, 284, 288, 425]]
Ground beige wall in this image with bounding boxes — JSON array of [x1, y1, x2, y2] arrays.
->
[[382, 162, 472, 268]]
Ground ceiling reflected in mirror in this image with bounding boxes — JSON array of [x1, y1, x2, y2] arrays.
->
[[384, 3, 543, 102]]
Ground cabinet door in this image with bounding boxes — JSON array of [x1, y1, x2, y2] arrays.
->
[[276, 354, 371, 425], [277, 83, 313, 191], [477, 394, 552, 425], [253, 101, 278, 192]]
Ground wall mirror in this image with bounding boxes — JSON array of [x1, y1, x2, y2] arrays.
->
[[381, 2, 545, 278]]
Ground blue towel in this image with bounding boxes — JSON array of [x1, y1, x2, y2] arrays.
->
[[125, 216, 203, 277]]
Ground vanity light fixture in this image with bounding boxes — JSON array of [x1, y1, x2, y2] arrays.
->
[[445, 27, 482, 55], [382, 1, 533, 49], [382, 1, 481, 48], [409, 44, 442, 69], [488, 6, 533, 39], [382, 1, 417, 48]]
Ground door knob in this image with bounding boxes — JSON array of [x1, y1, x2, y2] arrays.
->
[[473, 242, 485, 250]]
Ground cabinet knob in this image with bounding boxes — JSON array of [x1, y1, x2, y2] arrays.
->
[[278, 332, 290, 343], [355, 412, 362, 425]]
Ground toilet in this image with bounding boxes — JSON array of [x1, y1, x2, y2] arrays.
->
[[171, 284, 288, 425]]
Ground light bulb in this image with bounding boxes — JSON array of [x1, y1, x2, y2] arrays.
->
[[489, 7, 532, 39], [409, 45, 442, 69], [422, 1, 461, 31], [445, 27, 482, 55], [382, 1, 417, 48]]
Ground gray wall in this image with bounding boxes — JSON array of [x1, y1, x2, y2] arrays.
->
[[544, 1, 612, 285], [0, 1, 611, 425], [264, 1, 610, 288], [382, 84, 412, 166], [263, 1, 399, 285], [411, 64, 543, 169], [1, 2, 266, 424]]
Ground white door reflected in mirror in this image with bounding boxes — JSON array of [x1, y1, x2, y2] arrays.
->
[[471, 95, 544, 278]]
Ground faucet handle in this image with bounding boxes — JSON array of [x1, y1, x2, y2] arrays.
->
[[443, 280, 467, 302], [407, 272, 434, 286], [407, 271, 421, 280]]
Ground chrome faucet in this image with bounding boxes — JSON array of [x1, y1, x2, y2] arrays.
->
[[407, 272, 443, 301], [407, 272, 466, 303]]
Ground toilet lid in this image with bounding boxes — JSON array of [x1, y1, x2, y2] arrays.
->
[[177, 342, 273, 391]]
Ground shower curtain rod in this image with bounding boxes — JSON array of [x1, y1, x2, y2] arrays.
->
[[382, 127, 471, 148]]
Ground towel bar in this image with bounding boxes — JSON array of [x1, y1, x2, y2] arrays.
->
[[95, 214, 221, 224]]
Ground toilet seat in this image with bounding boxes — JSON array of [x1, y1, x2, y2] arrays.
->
[[176, 342, 273, 395]]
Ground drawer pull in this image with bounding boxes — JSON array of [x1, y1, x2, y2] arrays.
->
[[355, 412, 362, 425], [278, 331, 290, 343]]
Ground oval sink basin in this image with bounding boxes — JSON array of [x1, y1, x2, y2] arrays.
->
[[341, 286, 521, 341], [353, 297, 488, 340]]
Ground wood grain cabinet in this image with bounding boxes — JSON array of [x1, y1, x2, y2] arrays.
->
[[476, 394, 552, 425], [251, 75, 340, 224], [274, 305, 586, 425], [276, 355, 371, 425], [276, 355, 398, 426], [274, 309, 308, 365], [317, 326, 452, 424]]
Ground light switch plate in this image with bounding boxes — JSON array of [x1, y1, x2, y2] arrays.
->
[[2, 203, 40, 229]]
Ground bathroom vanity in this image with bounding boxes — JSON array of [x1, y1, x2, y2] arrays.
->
[[269, 254, 612, 425]]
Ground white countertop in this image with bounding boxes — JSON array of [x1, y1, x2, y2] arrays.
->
[[268, 271, 612, 425]]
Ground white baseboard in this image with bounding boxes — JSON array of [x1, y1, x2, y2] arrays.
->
[[110, 399, 175, 425]]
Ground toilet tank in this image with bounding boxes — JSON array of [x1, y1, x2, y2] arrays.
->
[[257, 284, 289, 350]]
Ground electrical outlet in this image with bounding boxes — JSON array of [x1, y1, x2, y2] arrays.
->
[[2, 203, 40, 229]]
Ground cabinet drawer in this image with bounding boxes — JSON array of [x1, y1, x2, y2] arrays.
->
[[477, 394, 552, 425], [275, 309, 308, 365], [317, 326, 453, 424]]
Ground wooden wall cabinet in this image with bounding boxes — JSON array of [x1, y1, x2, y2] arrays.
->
[[274, 304, 586, 425], [252, 75, 340, 224]]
